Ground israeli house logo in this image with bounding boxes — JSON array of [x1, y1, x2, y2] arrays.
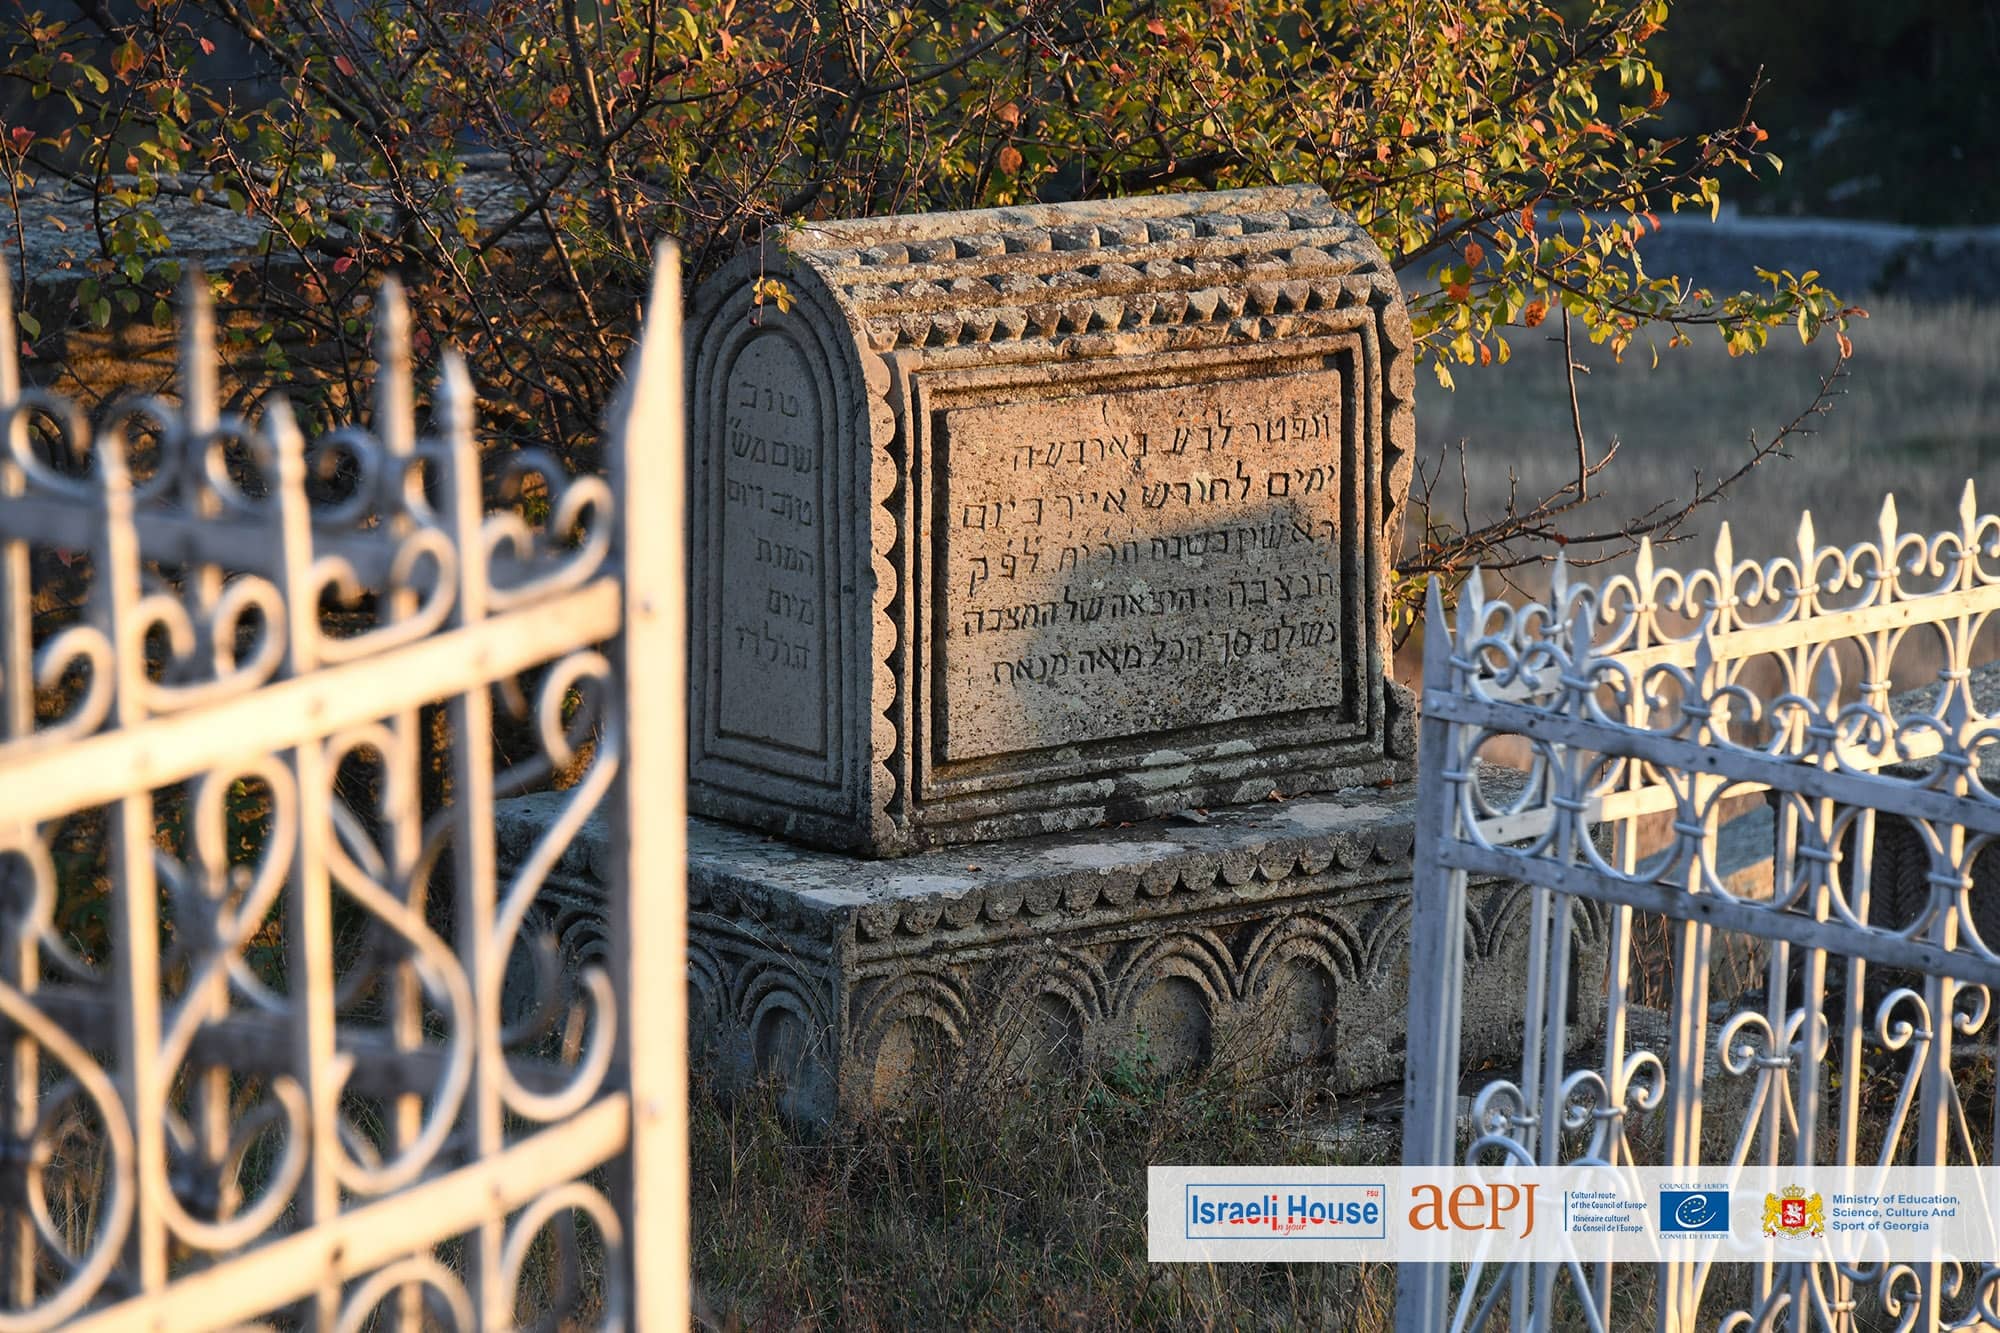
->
[[1659, 1188, 1731, 1236], [1184, 1183, 1386, 1240]]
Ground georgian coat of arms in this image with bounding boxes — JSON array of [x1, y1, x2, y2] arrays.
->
[[1763, 1185, 1825, 1238]]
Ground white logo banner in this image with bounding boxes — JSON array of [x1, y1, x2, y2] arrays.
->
[[1148, 1165, 1997, 1265]]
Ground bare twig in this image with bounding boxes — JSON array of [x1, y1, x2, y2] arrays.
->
[[1398, 347, 1851, 580], [1563, 311, 1590, 497]]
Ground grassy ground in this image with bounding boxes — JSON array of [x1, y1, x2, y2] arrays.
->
[[693, 1064, 1398, 1331], [689, 1010, 1978, 1332]]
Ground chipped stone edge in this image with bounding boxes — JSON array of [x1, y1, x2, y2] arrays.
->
[[494, 788, 1426, 951]]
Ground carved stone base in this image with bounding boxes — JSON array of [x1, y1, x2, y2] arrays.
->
[[494, 782, 1607, 1126]]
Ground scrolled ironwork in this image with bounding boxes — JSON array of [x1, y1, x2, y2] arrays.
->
[[1400, 483, 2000, 1330], [0, 261, 679, 1327]]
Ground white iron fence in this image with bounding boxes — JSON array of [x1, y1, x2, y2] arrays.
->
[[0, 257, 686, 1327], [1399, 489, 2000, 1331]]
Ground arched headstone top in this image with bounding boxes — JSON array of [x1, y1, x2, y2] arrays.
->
[[685, 186, 1417, 856]]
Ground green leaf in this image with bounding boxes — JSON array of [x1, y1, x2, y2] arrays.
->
[[16, 310, 40, 339]]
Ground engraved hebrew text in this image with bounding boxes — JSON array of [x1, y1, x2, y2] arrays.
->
[[940, 375, 1349, 761], [717, 334, 826, 752]]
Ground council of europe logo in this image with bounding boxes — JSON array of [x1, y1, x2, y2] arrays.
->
[[1659, 1189, 1730, 1235]]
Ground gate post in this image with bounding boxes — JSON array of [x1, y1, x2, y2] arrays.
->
[[1396, 578, 1469, 1330], [614, 247, 693, 1330]]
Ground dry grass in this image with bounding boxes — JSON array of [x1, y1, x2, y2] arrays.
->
[[688, 1041, 1962, 1331], [1396, 295, 2000, 694], [693, 1060, 1399, 1332], [1409, 297, 2000, 596]]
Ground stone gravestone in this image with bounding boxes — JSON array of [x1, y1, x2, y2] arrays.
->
[[496, 186, 1605, 1123], [684, 185, 1417, 855]]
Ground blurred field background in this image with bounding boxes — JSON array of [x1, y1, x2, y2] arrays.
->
[[1417, 295, 1999, 575], [1398, 293, 2000, 682]]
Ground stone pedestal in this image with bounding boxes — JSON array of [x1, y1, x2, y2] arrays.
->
[[495, 783, 1607, 1126]]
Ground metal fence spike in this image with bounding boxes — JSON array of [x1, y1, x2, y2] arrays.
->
[[375, 277, 415, 460], [0, 264, 18, 403]]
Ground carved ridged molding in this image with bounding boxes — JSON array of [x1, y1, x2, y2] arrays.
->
[[495, 791, 1607, 1124]]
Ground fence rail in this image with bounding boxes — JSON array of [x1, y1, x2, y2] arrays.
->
[[0, 256, 685, 1328], [1399, 487, 2000, 1331]]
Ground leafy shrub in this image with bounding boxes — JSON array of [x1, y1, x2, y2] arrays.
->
[[3, 0, 1858, 587]]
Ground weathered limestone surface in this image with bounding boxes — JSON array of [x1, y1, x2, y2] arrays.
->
[[686, 186, 1417, 856], [495, 781, 1607, 1126]]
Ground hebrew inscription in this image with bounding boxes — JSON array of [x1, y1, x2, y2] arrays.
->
[[941, 375, 1348, 761], [717, 333, 827, 753]]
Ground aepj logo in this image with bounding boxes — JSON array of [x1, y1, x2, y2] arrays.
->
[[1659, 1189, 1731, 1236], [1184, 1184, 1386, 1239]]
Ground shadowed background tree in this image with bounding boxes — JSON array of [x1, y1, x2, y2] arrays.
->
[[1649, 0, 2000, 225], [1, 0, 1862, 613]]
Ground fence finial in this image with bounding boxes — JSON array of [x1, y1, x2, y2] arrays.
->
[[375, 276, 414, 460], [1423, 576, 1448, 668], [0, 264, 17, 402], [1456, 564, 1486, 645], [436, 348, 477, 488], [256, 390, 313, 678], [180, 266, 216, 434], [613, 243, 684, 445], [1566, 590, 1594, 672]]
